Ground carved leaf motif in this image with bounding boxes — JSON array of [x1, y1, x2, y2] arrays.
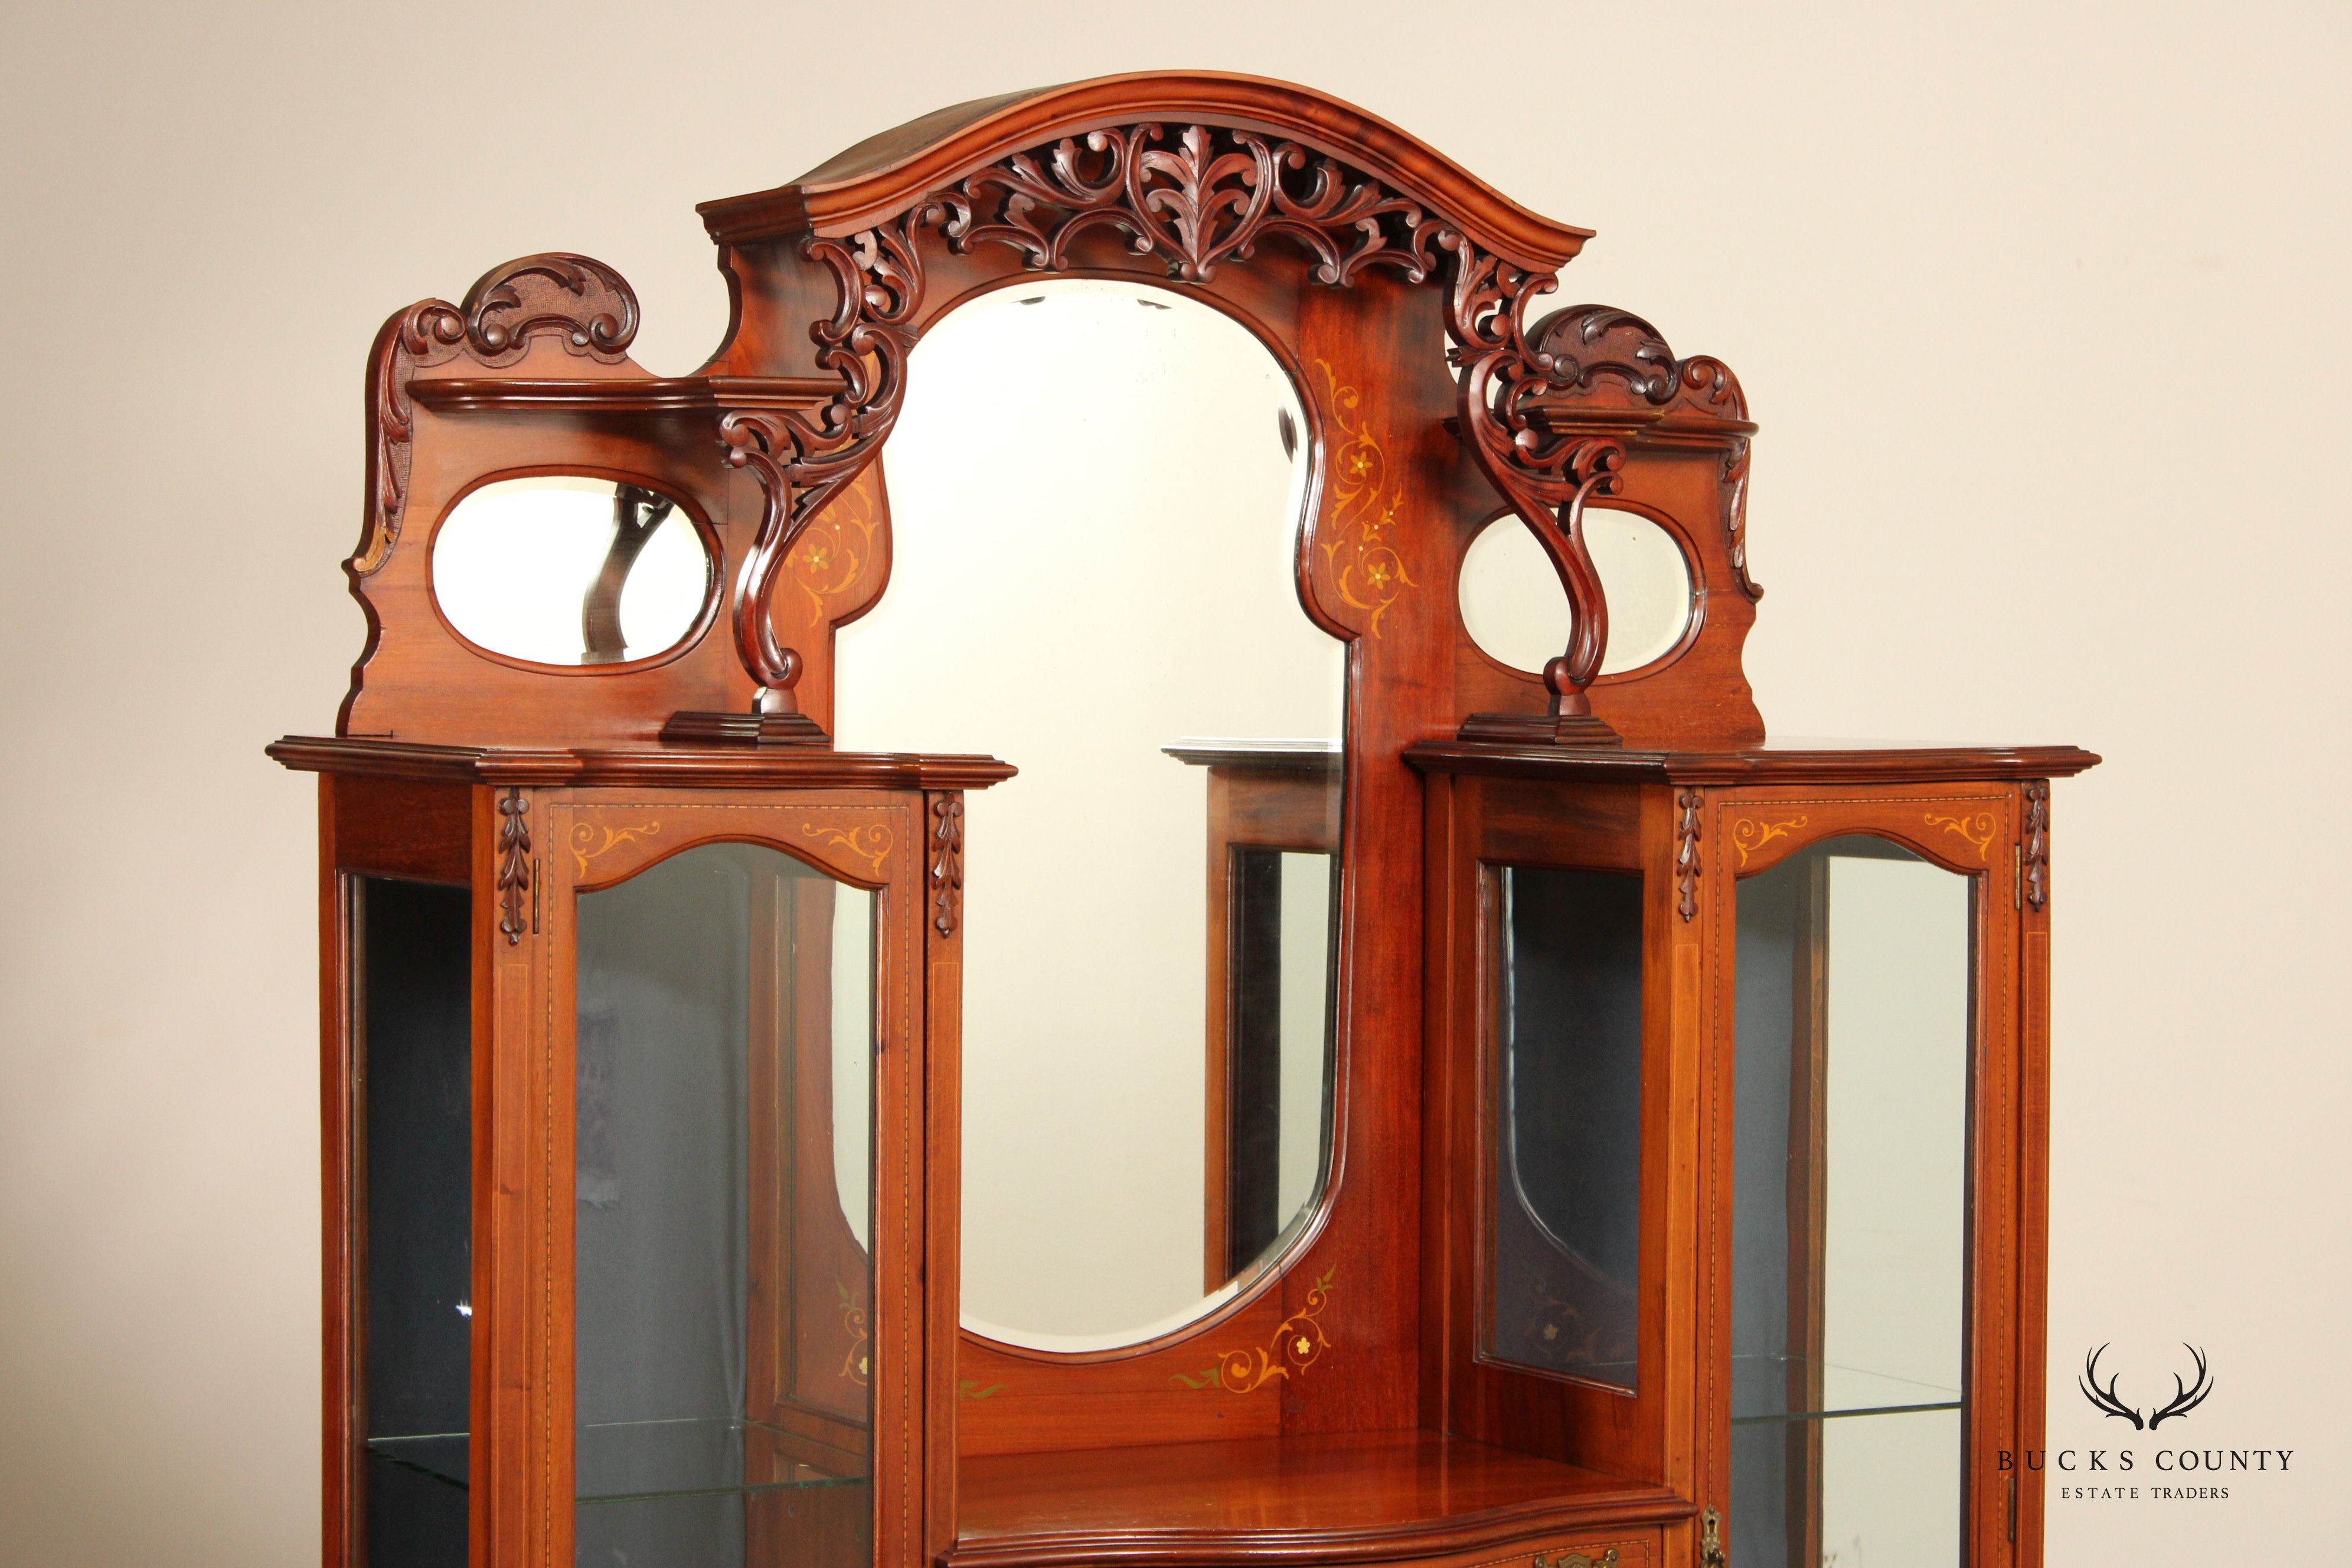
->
[[495, 789, 531, 945]]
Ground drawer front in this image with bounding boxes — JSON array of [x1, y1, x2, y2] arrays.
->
[[1400, 1528, 1662, 1568]]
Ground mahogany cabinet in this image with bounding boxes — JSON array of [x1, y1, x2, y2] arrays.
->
[[273, 70, 2094, 1567]]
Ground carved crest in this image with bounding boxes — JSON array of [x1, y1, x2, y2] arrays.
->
[[354, 254, 639, 576], [716, 121, 1633, 727]]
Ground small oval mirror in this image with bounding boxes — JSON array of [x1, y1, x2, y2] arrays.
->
[[432, 476, 711, 667], [1458, 507, 1693, 677]]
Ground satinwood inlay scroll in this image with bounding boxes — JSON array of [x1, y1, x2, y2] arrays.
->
[[2023, 780, 2050, 910], [569, 819, 661, 877], [1172, 1266, 1335, 1393], [495, 788, 532, 944], [1315, 362, 1415, 636], [1924, 809, 1998, 861], [1730, 814, 1809, 868], [802, 821, 893, 873], [354, 254, 640, 577], [1676, 788, 1703, 921], [928, 795, 965, 936]]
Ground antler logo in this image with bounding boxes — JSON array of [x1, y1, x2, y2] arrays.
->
[[2078, 1343, 2214, 1429]]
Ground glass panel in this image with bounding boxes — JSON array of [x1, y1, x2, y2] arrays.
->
[[1730, 837, 1971, 1568], [355, 877, 472, 1567], [575, 843, 875, 1568], [1486, 865, 1643, 1392], [433, 476, 710, 666], [839, 278, 1342, 1351], [1458, 507, 1693, 677]]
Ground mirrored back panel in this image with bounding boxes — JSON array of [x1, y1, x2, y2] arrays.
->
[[838, 279, 1343, 1353], [1487, 864, 1645, 1393], [1730, 836, 1973, 1568]]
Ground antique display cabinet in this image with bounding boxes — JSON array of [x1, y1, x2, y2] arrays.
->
[[273, 71, 2095, 1568]]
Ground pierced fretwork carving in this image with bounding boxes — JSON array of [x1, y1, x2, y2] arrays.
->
[[495, 788, 531, 945], [715, 121, 1631, 727], [355, 254, 639, 576], [2023, 779, 2051, 910]]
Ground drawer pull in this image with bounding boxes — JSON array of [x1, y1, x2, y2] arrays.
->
[[1533, 1551, 1617, 1568]]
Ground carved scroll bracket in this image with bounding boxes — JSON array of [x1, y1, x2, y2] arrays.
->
[[1441, 246, 1629, 743]]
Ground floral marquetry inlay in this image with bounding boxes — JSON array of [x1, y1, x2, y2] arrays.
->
[[569, 820, 662, 876], [801, 821, 893, 873], [1729, 814, 1809, 868], [1923, 809, 1998, 860], [837, 1281, 870, 1386], [1313, 363, 1415, 637], [784, 475, 884, 621], [1172, 1267, 1335, 1393]]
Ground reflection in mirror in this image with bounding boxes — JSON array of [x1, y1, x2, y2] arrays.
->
[[574, 843, 876, 1567], [1730, 837, 1970, 1568], [1458, 507, 1692, 676], [432, 475, 710, 666], [1487, 865, 1643, 1392], [837, 279, 1340, 1352]]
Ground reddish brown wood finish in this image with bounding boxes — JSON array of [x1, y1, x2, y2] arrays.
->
[[953, 1430, 1680, 1567], [285, 67, 2100, 1568], [1410, 744, 2092, 1568]]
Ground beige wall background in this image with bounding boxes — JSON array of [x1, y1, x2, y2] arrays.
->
[[1, 2, 2342, 1562]]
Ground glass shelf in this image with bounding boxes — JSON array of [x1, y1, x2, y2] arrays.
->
[[365, 1418, 870, 1504], [1729, 1354, 1961, 1426]]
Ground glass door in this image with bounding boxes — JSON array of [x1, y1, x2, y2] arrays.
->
[[1729, 835, 1975, 1567], [569, 841, 877, 1568]]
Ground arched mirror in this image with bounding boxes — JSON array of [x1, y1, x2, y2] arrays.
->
[[1458, 506, 1693, 677], [835, 279, 1341, 1353], [431, 475, 711, 667]]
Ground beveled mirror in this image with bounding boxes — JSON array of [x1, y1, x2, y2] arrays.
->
[[432, 475, 713, 668], [834, 279, 1341, 1352]]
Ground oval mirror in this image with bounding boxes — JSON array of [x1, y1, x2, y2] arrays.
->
[[431, 475, 711, 666], [1458, 507, 1693, 676], [837, 279, 1341, 1353]]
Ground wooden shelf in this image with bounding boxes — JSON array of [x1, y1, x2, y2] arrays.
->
[[949, 1429, 1687, 1566]]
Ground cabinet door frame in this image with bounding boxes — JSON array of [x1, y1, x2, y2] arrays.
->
[[477, 785, 932, 1568], [1694, 781, 2038, 1568]]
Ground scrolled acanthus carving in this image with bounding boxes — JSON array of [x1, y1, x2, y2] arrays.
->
[[718, 120, 1628, 731], [353, 254, 640, 576], [713, 122, 1453, 705], [1524, 305, 1762, 603]]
